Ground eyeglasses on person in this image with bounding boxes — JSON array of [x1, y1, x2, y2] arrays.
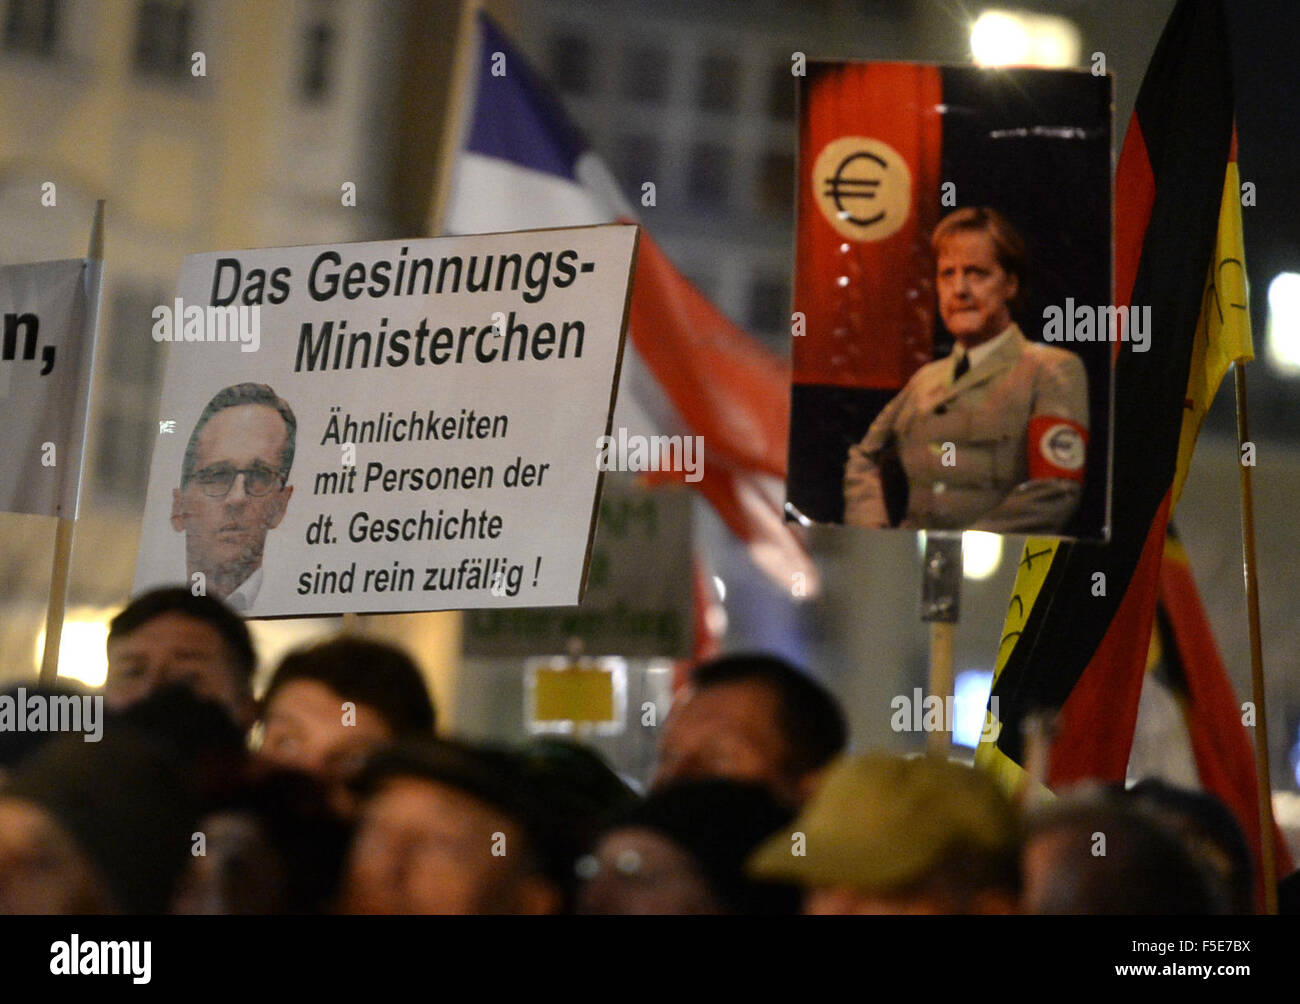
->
[[189, 463, 285, 497]]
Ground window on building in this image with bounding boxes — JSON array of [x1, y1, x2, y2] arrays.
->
[[2, 0, 60, 57], [696, 51, 738, 112], [757, 150, 795, 216], [551, 33, 593, 95], [300, 19, 334, 101], [132, 0, 193, 81], [747, 275, 790, 334], [767, 59, 796, 120], [94, 286, 164, 499], [614, 134, 659, 204], [621, 44, 668, 103], [687, 142, 730, 208]]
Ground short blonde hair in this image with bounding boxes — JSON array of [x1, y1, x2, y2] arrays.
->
[[932, 207, 1028, 308]]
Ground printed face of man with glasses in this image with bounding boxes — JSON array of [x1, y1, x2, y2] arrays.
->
[[171, 384, 296, 611]]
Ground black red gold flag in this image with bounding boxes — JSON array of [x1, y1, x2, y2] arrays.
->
[[977, 0, 1247, 797]]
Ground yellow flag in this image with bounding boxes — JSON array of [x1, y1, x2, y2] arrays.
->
[[974, 538, 1058, 800], [1170, 148, 1254, 508]]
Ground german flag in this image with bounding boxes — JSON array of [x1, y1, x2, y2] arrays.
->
[[976, 0, 1254, 813]]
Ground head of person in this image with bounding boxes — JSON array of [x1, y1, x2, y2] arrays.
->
[[516, 737, 638, 910], [749, 752, 1022, 914], [171, 382, 296, 601], [0, 680, 92, 783], [932, 206, 1027, 349], [653, 653, 846, 806], [110, 682, 250, 802], [1279, 868, 1300, 915], [1125, 779, 1255, 914], [341, 739, 564, 915], [0, 794, 111, 914], [577, 780, 800, 916], [257, 636, 436, 810], [105, 587, 256, 730], [1022, 789, 1221, 914], [518, 738, 639, 822], [0, 728, 200, 914], [170, 769, 352, 915]]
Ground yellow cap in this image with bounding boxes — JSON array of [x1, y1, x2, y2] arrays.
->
[[747, 752, 1018, 891]]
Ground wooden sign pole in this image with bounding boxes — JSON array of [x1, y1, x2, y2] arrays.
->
[[1234, 363, 1278, 914], [38, 200, 104, 687], [921, 532, 962, 755]]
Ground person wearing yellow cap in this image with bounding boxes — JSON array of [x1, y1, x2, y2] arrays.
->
[[747, 751, 1021, 914]]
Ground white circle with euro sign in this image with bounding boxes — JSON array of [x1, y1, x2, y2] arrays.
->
[[1040, 423, 1085, 471], [811, 136, 912, 242]]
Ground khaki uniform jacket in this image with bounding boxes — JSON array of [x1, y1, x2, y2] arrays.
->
[[843, 324, 1089, 533]]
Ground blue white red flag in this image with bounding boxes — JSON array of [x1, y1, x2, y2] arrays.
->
[[442, 12, 817, 593]]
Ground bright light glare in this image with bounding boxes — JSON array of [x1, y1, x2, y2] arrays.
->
[[962, 531, 1003, 580], [971, 10, 1081, 68], [953, 669, 994, 748], [972, 12, 1030, 65], [34, 615, 111, 687], [1266, 272, 1300, 376]]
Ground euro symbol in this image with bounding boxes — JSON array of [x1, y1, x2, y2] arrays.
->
[[811, 136, 910, 242], [823, 151, 888, 226]]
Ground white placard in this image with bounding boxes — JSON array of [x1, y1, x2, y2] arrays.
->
[[133, 224, 638, 616], [0, 259, 96, 518]]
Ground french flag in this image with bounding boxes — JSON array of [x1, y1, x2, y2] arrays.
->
[[443, 12, 817, 595]]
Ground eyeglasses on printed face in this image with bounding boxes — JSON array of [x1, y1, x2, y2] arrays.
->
[[189, 463, 285, 498]]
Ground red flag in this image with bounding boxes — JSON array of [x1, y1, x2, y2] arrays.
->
[[1157, 534, 1294, 908]]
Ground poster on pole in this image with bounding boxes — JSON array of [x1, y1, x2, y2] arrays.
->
[[0, 259, 98, 519], [133, 224, 639, 616], [787, 62, 1113, 541]]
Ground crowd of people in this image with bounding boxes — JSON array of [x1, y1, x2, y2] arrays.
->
[[0, 586, 1284, 914]]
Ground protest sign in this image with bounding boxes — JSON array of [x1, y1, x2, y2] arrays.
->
[[0, 259, 97, 519], [789, 63, 1113, 541], [133, 224, 638, 616]]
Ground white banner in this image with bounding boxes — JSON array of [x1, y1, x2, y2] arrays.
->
[[134, 224, 638, 616], [0, 259, 96, 519]]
